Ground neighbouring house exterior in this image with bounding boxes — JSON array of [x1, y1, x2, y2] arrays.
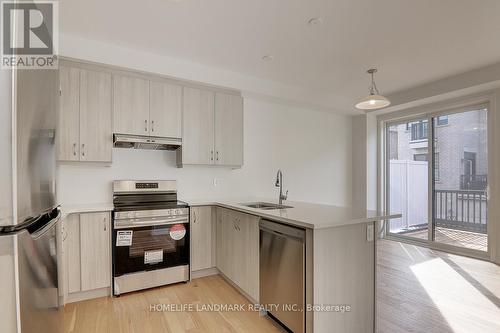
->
[[388, 109, 488, 234], [389, 109, 488, 192]]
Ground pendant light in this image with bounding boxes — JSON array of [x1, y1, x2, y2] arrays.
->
[[355, 68, 391, 110]]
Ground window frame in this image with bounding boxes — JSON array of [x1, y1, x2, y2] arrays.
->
[[378, 94, 492, 260]]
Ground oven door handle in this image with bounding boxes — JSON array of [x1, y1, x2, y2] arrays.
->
[[114, 217, 188, 229]]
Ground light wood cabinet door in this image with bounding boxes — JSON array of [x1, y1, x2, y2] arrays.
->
[[79, 212, 111, 291], [243, 214, 260, 301], [113, 74, 150, 136], [215, 208, 226, 274], [149, 81, 182, 138], [181, 87, 215, 164], [191, 206, 214, 271], [64, 214, 81, 294], [214, 93, 243, 166], [218, 209, 259, 301], [221, 208, 237, 280], [79, 69, 112, 162], [58, 66, 80, 161], [231, 211, 246, 289], [217, 208, 236, 278]]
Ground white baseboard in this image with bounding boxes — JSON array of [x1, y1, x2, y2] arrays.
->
[[66, 287, 110, 304], [191, 267, 218, 279]]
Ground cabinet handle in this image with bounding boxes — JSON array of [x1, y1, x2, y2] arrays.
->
[[216, 151, 219, 161], [103, 217, 107, 231], [81, 143, 85, 157], [62, 226, 68, 241], [144, 119, 148, 132], [73, 143, 76, 156], [193, 210, 196, 223], [151, 120, 154, 132], [211, 150, 214, 161]]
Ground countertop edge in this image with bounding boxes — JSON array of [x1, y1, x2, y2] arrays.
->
[[61, 203, 114, 218], [185, 200, 401, 229], [59, 200, 402, 230]]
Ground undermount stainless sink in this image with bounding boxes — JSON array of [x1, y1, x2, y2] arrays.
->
[[241, 202, 293, 210]]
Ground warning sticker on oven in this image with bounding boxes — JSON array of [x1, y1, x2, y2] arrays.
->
[[170, 224, 186, 240], [144, 249, 163, 264], [116, 231, 133, 246]]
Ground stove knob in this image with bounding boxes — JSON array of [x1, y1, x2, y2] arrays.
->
[[166, 210, 171, 216], [176, 209, 182, 215]]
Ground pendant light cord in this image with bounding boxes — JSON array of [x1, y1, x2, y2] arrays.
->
[[369, 70, 380, 95]]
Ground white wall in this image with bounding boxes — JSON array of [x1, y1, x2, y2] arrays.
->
[[351, 113, 378, 215], [57, 97, 352, 206], [60, 34, 344, 113]]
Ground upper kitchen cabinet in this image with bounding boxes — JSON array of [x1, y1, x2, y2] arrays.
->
[[180, 87, 215, 164], [57, 65, 112, 162], [179, 88, 243, 167], [214, 92, 243, 166], [113, 75, 183, 139], [113, 74, 150, 136], [58, 66, 80, 161], [79, 70, 112, 162], [149, 81, 182, 138]]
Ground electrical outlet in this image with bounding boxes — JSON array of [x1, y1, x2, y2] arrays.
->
[[367, 224, 374, 242]]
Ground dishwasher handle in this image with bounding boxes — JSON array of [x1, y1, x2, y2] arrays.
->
[[260, 219, 306, 242]]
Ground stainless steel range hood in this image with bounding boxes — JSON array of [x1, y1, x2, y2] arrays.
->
[[113, 134, 182, 150]]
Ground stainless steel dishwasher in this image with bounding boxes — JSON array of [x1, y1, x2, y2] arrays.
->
[[260, 219, 305, 333]]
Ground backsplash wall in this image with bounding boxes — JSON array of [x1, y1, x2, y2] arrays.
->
[[57, 97, 353, 206]]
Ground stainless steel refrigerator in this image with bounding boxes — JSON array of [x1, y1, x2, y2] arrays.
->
[[0, 66, 61, 333]]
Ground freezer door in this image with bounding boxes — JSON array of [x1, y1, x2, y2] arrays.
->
[[17, 208, 62, 333], [15, 68, 58, 225]]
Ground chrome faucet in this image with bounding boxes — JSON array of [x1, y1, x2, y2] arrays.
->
[[275, 169, 288, 205]]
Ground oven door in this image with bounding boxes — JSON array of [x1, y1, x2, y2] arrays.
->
[[112, 218, 189, 277]]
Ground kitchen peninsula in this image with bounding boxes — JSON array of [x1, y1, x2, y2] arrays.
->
[[183, 199, 399, 332]]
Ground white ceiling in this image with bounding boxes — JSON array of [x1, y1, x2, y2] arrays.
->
[[60, 0, 500, 113]]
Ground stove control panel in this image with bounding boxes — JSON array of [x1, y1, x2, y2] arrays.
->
[[135, 182, 159, 189], [114, 208, 189, 220]]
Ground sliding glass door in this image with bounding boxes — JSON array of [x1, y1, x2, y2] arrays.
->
[[385, 106, 489, 254], [431, 108, 488, 252], [386, 117, 429, 241]]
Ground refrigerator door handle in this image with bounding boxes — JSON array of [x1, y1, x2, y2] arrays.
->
[[31, 208, 61, 240]]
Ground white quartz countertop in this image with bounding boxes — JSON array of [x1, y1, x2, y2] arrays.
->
[[59, 199, 401, 230], [61, 203, 114, 218], [183, 198, 401, 229]]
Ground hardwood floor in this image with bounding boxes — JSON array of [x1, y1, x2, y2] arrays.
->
[[64, 241, 500, 333], [377, 239, 500, 333], [63, 275, 284, 333]]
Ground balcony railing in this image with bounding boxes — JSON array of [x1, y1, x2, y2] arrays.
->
[[460, 174, 487, 191], [434, 189, 487, 233]]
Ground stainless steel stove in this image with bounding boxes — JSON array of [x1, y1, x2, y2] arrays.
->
[[112, 180, 189, 296]]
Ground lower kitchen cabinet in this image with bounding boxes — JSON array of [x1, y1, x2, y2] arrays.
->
[[63, 211, 111, 301], [216, 208, 259, 301], [191, 206, 215, 271], [215, 207, 227, 274], [79, 212, 111, 290]]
